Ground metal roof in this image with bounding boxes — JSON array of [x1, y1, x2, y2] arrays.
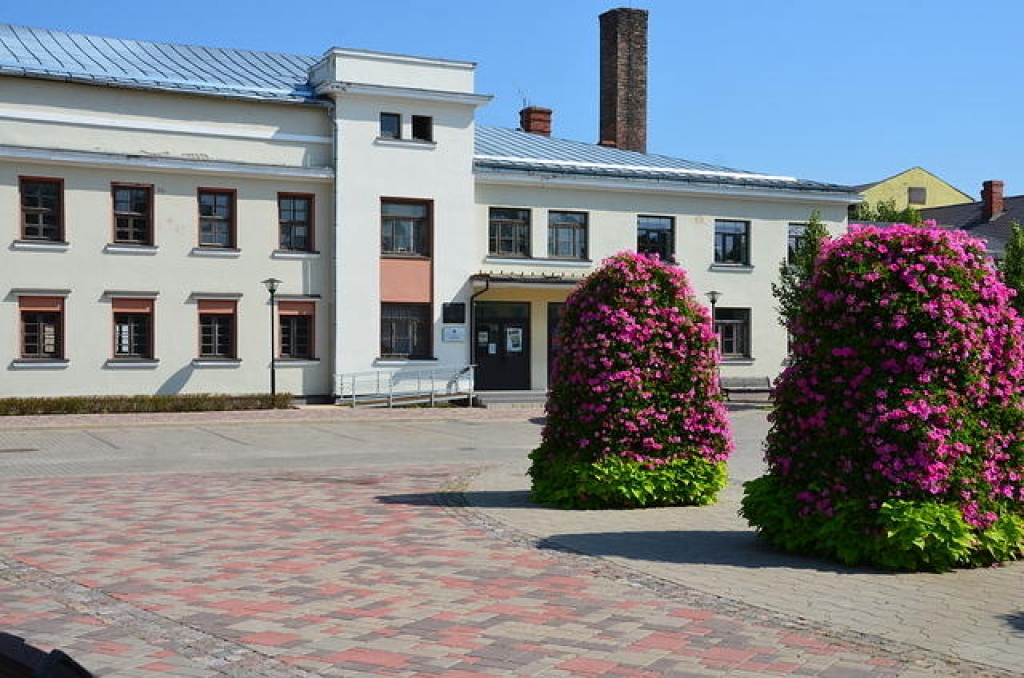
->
[[0, 23, 316, 102], [0, 23, 856, 196], [475, 126, 854, 194]]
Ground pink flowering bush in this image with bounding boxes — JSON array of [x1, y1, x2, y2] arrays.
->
[[742, 225, 1024, 570], [529, 252, 732, 508]]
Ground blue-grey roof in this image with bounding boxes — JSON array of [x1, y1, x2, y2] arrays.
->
[[0, 23, 856, 195], [474, 126, 853, 194], [0, 23, 316, 101]]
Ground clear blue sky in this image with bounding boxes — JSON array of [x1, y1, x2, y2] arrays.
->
[[5, 0, 1021, 199]]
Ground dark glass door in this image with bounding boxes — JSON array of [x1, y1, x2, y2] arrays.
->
[[474, 302, 530, 390]]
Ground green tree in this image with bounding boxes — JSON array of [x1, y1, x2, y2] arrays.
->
[[772, 210, 830, 328], [1000, 222, 1024, 315], [849, 198, 923, 226]]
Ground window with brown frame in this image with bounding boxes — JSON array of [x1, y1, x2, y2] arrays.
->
[[278, 194, 314, 252], [279, 301, 314, 359], [380, 303, 431, 358], [112, 184, 154, 245], [198, 189, 236, 248], [19, 296, 64, 359], [197, 299, 236, 358], [112, 298, 154, 359], [489, 207, 531, 257], [548, 211, 588, 259], [381, 200, 431, 256], [19, 177, 63, 242]]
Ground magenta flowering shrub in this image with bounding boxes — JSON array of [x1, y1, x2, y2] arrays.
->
[[528, 251, 732, 509], [742, 225, 1024, 570]]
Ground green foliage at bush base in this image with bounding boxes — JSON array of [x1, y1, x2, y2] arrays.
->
[[0, 393, 293, 416], [740, 476, 1024, 571], [529, 452, 728, 509]]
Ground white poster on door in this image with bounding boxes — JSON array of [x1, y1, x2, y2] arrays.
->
[[506, 327, 523, 353]]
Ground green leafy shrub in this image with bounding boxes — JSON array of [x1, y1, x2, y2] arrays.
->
[[529, 251, 732, 509], [0, 393, 292, 416], [742, 225, 1024, 570]]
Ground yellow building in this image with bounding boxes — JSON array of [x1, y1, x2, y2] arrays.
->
[[854, 167, 972, 210]]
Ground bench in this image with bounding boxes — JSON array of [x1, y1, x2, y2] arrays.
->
[[719, 376, 772, 401]]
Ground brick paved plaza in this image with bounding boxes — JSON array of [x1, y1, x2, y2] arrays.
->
[[0, 406, 1020, 677]]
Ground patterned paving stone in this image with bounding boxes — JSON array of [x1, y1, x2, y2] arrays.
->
[[0, 463, 996, 677]]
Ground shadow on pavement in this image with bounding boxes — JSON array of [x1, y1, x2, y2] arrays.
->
[[537, 530, 888, 575], [1002, 612, 1024, 634], [378, 490, 538, 509]]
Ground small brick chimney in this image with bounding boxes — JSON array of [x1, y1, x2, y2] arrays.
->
[[982, 180, 1005, 221], [519, 106, 552, 137], [599, 7, 648, 153]]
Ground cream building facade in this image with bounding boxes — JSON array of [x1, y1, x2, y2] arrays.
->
[[0, 21, 857, 400]]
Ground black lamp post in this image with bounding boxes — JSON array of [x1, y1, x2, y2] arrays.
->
[[262, 278, 282, 397], [706, 290, 722, 349]]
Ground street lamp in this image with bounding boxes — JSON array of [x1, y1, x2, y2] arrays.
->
[[706, 290, 722, 351], [262, 277, 282, 398], [705, 290, 721, 314]]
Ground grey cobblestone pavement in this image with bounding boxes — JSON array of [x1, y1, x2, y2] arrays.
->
[[0, 405, 1020, 676]]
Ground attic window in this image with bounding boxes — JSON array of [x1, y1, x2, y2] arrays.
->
[[380, 113, 401, 139], [412, 116, 433, 142], [908, 186, 927, 205]]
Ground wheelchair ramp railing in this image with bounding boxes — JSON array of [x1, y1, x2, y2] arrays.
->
[[334, 364, 475, 408]]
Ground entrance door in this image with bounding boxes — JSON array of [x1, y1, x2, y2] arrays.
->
[[474, 302, 530, 390]]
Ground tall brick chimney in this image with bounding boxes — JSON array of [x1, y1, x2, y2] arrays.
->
[[599, 7, 648, 153], [982, 180, 1004, 221], [519, 106, 552, 136]]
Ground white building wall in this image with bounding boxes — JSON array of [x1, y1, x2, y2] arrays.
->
[[475, 179, 849, 386], [323, 56, 485, 381], [0, 77, 335, 399], [0, 78, 333, 168]]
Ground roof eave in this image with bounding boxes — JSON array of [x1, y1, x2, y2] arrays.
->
[[474, 164, 860, 204]]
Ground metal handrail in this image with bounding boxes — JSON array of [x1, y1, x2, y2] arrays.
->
[[334, 364, 475, 408]]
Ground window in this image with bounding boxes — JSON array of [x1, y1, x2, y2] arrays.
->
[[198, 189, 235, 248], [279, 301, 314, 359], [381, 303, 431, 358], [381, 200, 430, 256], [412, 115, 433, 142], [714, 219, 750, 265], [198, 299, 236, 359], [548, 211, 588, 259], [19, 177, 63, 242], [489, 208, 531, 257], [112, 185, 153, 245], [714, 308, 751, 359], [637, 215, 675, 261], [19, 297, 64, 359], [112, 298, 154, 359], [279, 194, 313, 252], [787, 223, 807, 265], [908, 186, 927, 205], [380, 113, 401, 139]]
